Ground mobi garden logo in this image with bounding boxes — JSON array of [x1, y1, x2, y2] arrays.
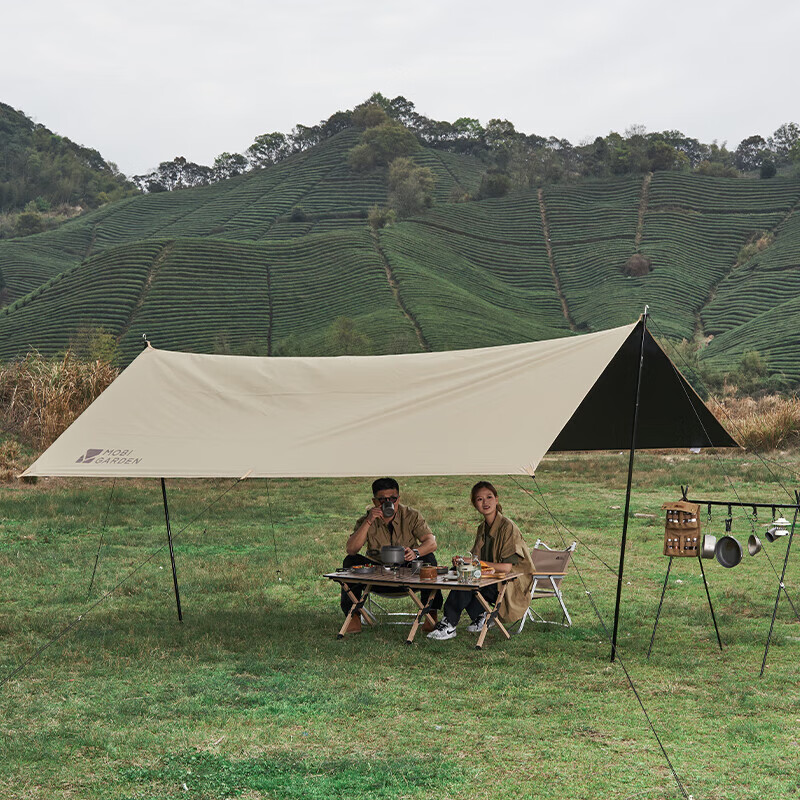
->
[[75, 449, 143, 465]]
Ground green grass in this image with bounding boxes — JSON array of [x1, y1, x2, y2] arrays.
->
[[2, 452, 800, 799]]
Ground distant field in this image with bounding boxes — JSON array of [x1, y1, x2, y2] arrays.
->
[[2, 451, 799, 799]]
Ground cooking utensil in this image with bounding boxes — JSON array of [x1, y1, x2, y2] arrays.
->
[[380, 545, 405, 566], [410, 559, 424, 574], [748, 534, 762, 556], [701, 534, 717, 559], [715, 535, 743, 568]]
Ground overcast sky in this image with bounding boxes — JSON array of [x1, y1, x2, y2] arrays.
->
[[4, 0, 799, 176]]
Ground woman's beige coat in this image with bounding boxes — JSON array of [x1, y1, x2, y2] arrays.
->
[[472, 513, 535, 623]]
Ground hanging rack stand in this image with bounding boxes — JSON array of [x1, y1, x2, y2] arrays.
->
[[679, 487, 800, 675]]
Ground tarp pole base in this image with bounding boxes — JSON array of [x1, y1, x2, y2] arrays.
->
[[161, 477, 183, 623], [611, 311, 648, 662]]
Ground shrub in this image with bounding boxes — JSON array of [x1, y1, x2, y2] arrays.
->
[[760, 160, 777, 179], [367, 205, 396, 230], [347, 144, 377, 173], [622, 254, 652, 277], [326, 317, 372, 355], [387, 157, 435, 218], [477, 171, 511, 199]]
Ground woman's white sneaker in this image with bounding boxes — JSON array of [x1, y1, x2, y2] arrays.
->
[[427, 620, 457, 640]]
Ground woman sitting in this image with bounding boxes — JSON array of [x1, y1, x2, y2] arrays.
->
[[428, 481, 534, 640]]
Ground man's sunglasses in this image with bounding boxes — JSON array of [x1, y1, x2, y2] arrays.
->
[[374, 496, 398, 503]]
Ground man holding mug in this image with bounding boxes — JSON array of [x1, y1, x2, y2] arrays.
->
[[341, 477, 441, 633]]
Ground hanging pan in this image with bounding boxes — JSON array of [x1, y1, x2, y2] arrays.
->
[[701, 534, 717, 559], [748, 534, 762, 556], [715, 535, 743, 568]]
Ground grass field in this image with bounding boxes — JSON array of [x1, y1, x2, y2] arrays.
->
[[2, 451, 800, 799]]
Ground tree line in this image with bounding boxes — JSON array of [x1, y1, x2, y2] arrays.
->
[[132, 93, 800, 195], [0, 102, 137, 236]]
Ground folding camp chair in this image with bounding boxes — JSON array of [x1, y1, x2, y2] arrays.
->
[[516, 540, 577, 633]]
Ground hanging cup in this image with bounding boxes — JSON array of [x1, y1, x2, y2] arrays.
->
[[764, 527, 779, 543], [748, 534, 762, 556], [701, 534, 717, 559]]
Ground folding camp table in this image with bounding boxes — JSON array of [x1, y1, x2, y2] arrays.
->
[[324, 569, 520, 649]]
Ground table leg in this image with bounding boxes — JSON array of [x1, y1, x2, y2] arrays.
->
[[337, 582, 374, 639], [475, 583, 510, 650], [404, 587, 437, 645]]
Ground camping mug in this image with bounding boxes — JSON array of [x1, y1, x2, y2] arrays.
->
[[410, 559, 424, 574], [381, 500, 396, 518], [701, 534, 717, 559], [748, 534, 762, 556]]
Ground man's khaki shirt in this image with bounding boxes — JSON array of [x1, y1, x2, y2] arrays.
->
[[353, 503, 433, 558]]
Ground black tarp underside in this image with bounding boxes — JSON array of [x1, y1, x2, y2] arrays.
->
[[548, 320, 738, 452]]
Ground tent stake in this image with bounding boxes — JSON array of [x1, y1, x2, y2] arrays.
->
[[611, 309, 648, 662], [161, 478, 183, 622], [760, 497, 799, 676]]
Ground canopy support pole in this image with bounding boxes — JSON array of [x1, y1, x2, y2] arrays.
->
[[161, 478, 183, 622], [611, 310, 648, 662], [760, 499, 799, 676]]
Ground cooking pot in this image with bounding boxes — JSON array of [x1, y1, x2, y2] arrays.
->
[[748, 534, 762, 556], [701, 534, 717, 559], [380, 545, 406, 566], [715, 535, 743, 568]]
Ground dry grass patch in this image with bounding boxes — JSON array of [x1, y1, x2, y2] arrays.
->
[[0, 350, 117, 449], [710, 394, 800, 451]]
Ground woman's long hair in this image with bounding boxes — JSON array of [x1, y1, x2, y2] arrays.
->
[[470, 480, 503, 513]]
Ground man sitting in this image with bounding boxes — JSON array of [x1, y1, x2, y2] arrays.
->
[[342, 477, 442, 633]]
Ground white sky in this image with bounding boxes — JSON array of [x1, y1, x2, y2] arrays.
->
[[3, 0, 799, 176]]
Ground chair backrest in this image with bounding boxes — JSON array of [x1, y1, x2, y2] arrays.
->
[[530, 540, 576, 593]]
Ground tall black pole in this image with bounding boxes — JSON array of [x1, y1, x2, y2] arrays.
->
[[161, 477, 183, 622], [611, 310, 648, 662], [760, 496, 799, 676]]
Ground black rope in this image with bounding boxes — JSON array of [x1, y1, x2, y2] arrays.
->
[[87, 478, 116, 598], [1, 475, 247, 690], [507, 474, 618, 576], [265, 479, 282, 581], [522, 473, 690, 799]]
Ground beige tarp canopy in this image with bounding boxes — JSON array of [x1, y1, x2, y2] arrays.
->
[[21, 319, 736, 479]]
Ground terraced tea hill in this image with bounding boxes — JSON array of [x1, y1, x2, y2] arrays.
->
[[542, 177, 641, 332], [0, 231, 421, 364], [0, 130, 484, 304], [379, 195, 570, 350], [0, 242, 163, 357], [3, 122, 800, 384], [638, 173, 800, 340]]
